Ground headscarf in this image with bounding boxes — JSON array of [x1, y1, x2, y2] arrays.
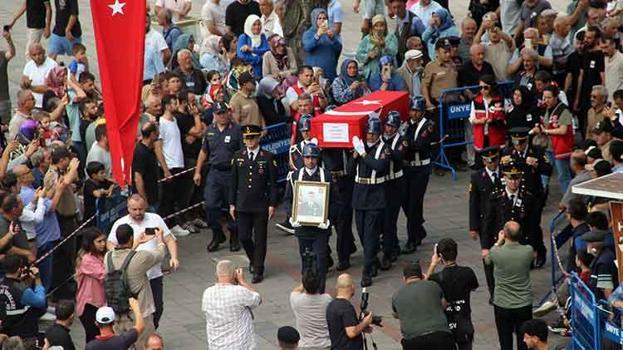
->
[[257, 76, 280, 99], [244, 15, 263, 48], [339, 59, 358, 86], [202, 35, 221, 56], [370, 15, 387, 48], [269, 35, 288, 70], [308, 8, 327, 32], [45, 66, 67, 98], [172, 33, 201, 70], [430, 8, 455, 42], [513, 85, 536, 112]]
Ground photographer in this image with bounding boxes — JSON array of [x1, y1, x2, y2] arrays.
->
[[290, 270, 332, 349], [392, 261, 454, 349], [0, 254, 46, 343], [426, 239, 479, 350], [201, 259, 261, 349], [326, 273, 374, 350]]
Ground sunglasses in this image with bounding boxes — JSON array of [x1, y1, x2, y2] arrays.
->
[[479, 85, 490, 90]]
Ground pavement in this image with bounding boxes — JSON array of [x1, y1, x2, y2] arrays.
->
[[0, 0, 574, 349]]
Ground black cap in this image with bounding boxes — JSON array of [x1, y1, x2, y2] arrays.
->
[[213, 102, 229, 114], [435, 38, 452, 50], [509, 127, 530, 141], [242, 124, 263, 137], [502, 160, 524, 179], [480, 146, 500, 162], [581, 229, 609, 243], [592, 119, 614, 134], [446, 36, 461, 47], [277, 326, 300, 344], [238, 71, 255, 86]]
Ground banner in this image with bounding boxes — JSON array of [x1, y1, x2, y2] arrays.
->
[[89, 0, 146, 185]]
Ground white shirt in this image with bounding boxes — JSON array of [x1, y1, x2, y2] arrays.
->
[[304, 166, 318, 176], [202, 283, 261, 350], [107, 212, 172, 280], [154, 0, 191, 13], [247, 146, 260, 161], [145, 28, 169, 55], [201, 0, 232, 37], [485, 166, 500, 184], [22, 57, 58, 108], [605, 51, 623, 102], [500, 0, 522, 35], [159, 117, 185, 169], [86, 142, 112, 176], [286, 82, 307, 107], [505, 188, 519, 206], [410, 1, 443, 28], [261, 11, 283, 38]]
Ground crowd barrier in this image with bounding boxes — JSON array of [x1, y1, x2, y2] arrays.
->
[[261, 122, 291, 183], [96, 189, 128, 233], [570, 272, 601, 349], [434, 81, 516, 180]]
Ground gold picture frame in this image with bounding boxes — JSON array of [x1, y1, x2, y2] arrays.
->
[[292, 181, 330, 226]]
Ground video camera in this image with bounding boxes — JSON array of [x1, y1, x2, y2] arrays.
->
[[360, 288, 383, 327]]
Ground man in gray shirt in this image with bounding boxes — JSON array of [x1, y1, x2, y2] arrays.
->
[[289, 270, 332, 349], [392, 261, 454, 349], [485, 221, 534, 350]]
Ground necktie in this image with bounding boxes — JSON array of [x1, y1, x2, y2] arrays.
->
[[492, 172, 498, 183], [510, 194, 516, 205], [249, 152, 254, 161]]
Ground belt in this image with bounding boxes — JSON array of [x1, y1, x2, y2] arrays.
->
[[210, 164, 232, 171], [386, 170, 403, 180], [404, 159, 430, 166], [330, 170, 347, 178], [355, 176, 386, 185]]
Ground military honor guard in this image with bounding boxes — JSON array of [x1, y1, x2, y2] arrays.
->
[[229, 125, 278, 283]]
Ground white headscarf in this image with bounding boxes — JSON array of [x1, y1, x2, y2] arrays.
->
[[244, 15, 263, 48]]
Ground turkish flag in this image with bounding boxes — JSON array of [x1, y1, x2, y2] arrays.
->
[[89, 0, 145, 185]]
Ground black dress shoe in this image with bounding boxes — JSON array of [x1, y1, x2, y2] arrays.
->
[[336, 261, 351, 271], [252, 273, 264, 284], [401, 241, 416, 254], [207, 238, 225, 252], [361, 275, 373, 287], [229, 239, 241, 252], [380, 255, 392, 271]]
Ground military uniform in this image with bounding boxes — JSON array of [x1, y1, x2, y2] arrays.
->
[[229, 128, 278, 281], [469, 147, 504, 298], [381, 131, 405, 262], [321, 148, 356, 268], [201, 122, 243, 251], [285, 163, 334, 293], [401, 116, 435, 249], [350, 138, 389, 286]]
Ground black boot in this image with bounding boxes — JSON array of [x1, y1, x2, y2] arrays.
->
[[380, 254, 392, 271], [401, 241, 416, 254], [207, 233, 226, 252]]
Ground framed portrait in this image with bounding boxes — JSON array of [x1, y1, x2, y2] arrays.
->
[[292, 181, 330, 226]]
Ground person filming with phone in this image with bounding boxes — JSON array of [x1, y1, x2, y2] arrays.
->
[[0, 253, 47, 345], [201, 259, 261, 349]]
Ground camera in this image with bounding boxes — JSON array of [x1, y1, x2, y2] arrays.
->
[[360, 288, 383, 327], [145, 227, 156, 236]]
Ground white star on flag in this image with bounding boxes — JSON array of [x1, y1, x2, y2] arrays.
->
[[108, 0, 126, 16], [355, 100, 382, 106]]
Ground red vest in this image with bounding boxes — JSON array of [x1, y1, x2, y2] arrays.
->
[[290, 83, 322, 140], [471, 94, 507, 150], [546, 102, 574, 159]]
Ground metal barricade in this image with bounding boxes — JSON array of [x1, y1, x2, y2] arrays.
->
[[434, 81, 515, 179], [260, 122, 291, 183], [570, 272, 601, 350], [598, 300, 623, 348]]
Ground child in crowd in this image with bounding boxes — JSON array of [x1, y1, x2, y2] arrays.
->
[[82, 161, 114, 223]]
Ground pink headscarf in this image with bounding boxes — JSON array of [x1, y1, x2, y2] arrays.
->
[[45, 66, 68, 98]]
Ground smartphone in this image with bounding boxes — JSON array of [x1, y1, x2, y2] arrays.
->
[[434, 243, 439, 257], [145, 227, 156, 236], [525, 38, 533, 49]]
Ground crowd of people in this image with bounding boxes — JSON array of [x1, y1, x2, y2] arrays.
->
[[0, 0, 622, 349]]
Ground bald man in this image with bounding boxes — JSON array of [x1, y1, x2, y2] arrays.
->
[[326, 274, 374, 349], [21, 43, 57, 108]]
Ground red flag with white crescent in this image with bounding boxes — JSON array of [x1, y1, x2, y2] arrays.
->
[[89, 0, 145, 185]]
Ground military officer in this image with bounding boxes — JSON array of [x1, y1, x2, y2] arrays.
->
[[468, 146, 504, 300], [501, 127, 551, 267], [276, 115, 315, 234], [229, 124, 278, 283], [484, 161, 540, 268], [380, 111, 405, 269], [193, 102, 242, 252], [350, 118, 390, 287], [321, 145, 356, 271], [401, 96, 435, 253], [286, 143, 334, 292]]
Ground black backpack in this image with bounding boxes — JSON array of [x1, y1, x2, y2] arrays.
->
[[104, 250, 137, 315]]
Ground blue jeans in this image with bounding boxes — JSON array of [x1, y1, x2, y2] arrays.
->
[[545, 151, 571, 195], [48, 33, 82, 56], [37, 241, 55, 291]]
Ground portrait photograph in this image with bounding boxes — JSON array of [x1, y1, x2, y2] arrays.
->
[[292, 181, 330, 226]]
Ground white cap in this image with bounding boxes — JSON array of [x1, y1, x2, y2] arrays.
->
[[95, 306, 116, 324], [404, 49, 423, 61]]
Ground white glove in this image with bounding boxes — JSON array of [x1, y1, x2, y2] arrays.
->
[[310, 137, 318, 145], [289, 217, 302, 228], [317, 219, 330, 230], [352, 136, 365, 155]]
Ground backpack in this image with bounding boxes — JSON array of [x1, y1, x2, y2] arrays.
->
[[104, 250, 137, 315]]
